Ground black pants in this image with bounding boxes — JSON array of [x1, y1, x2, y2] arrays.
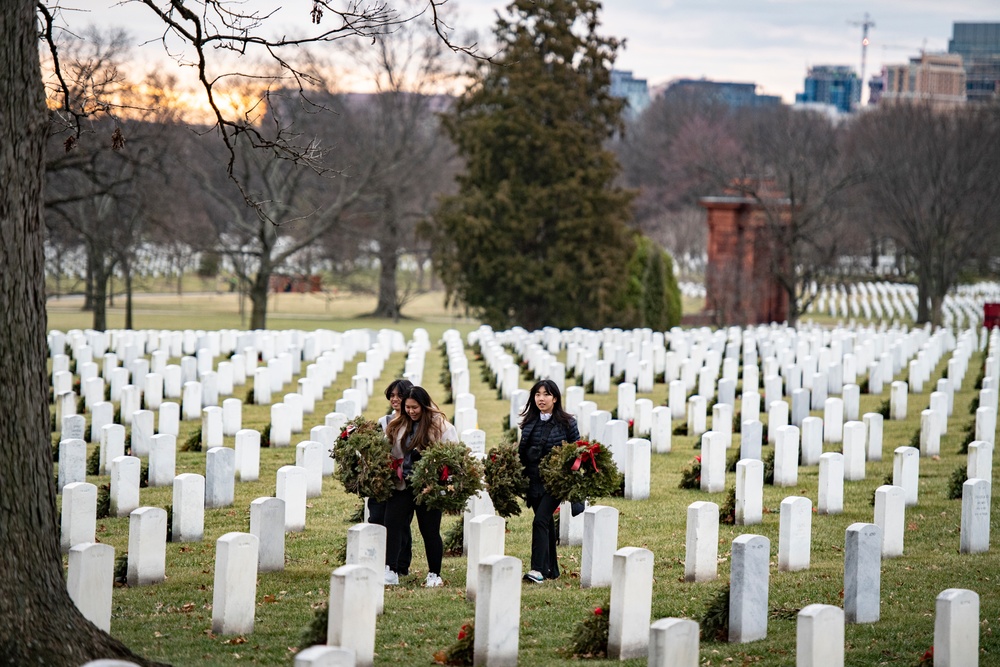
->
[[528, 491, 560, 578], [368, 496, 412, 575], [384, 488, 443, 575]]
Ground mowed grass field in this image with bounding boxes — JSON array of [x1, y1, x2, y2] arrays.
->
[[48, 292, 998, 666]]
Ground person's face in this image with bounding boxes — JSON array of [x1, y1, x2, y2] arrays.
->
[[389, 388, 403, 412], [534, 385, 556, 414], [405, 398, 423, 422]]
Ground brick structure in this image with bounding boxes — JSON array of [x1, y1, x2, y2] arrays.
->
[[268, 274, 322, 293], [700, 194, 789, 325]]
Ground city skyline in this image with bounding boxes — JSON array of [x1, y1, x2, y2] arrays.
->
[[75, 0, 999, 103]]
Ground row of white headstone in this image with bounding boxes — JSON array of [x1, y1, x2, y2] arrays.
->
[[807, 280, 1000, 329], [56, 326, 439, 646], [55, 322, 997, 665]]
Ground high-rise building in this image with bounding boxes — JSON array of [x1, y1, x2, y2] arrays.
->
[[948, 22, 1000, 103], [661, 79, 782, 108], [881, 53, 967, 109], [610, 70, 651, 118], [795, 66, 861, 113]]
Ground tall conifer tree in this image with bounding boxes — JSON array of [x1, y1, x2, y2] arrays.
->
[[431, 0, 634, 330]]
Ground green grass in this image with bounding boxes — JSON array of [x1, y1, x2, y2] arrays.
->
[[49, 298, 999, 666]]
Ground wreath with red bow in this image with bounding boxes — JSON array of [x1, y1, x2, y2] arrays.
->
[[409, 440, 485, 514], [331, 417, 395, 503], [539, 439, 622, 504]]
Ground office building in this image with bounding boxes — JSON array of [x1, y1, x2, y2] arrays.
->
[[610, 70, 651, 118], [661, 79, 782, 108], [795, 65, 861, 114], [881, 53, 967, 109], [948, 22, 1000, 102]]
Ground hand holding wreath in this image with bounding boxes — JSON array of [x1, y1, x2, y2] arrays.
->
[[331, 417, 395, 503], [409, 440, 485, 514], [539, 439, 621, 504]]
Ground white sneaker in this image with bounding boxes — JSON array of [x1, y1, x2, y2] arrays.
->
[[424, 572, 444, 588], [384, 566, 399, 586]]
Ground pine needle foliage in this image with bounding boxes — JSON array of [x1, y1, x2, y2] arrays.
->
[[539, 439, 621, 503], [332, 417, 394, 503], [429, 0, 635, 330], [566, 602, 610, 658], [410, 440, 485, 514], [483, 441, 527, 518]]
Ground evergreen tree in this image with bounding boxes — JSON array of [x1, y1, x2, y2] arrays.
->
[[431, 0, 635, 330], [618, 235, 682, 330]]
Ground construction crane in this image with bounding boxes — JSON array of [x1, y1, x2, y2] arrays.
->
[[848, 12, 876, 105]]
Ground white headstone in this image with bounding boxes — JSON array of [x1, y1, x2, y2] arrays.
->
[[934, 588, 980, 667], [581, 505, 618, 588], [250, 496, 285, 572], [844, 522, 881, 623], [729, 534, 770, 643], [684, 501, 719, 582], [608, 547, 654, 660], [796, 604, 844, 667], [67, 542, 115, 633], [327, 564, 378, 667], [778, 496, 812, 572], [61, 482, 97, 553], [235, 429, 261, 482], [960, 478, 991, 554], [212, 532, 259, 635], [127, 506, 167, 586], [277, 465, 308, 532]]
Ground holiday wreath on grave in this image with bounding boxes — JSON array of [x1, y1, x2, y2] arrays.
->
[[566, 602, 611, 658], [483, 441, 527, 518], [410, 440, 485, 514], [432, 621, 474, 665], [539, 439, 621, 504], [331, 416, 395, 503]]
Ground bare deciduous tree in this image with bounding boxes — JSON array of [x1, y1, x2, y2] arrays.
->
[[851, 103, 1000, 324]]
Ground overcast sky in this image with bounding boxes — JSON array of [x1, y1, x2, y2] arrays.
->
[[75, 0, 1000, 103]]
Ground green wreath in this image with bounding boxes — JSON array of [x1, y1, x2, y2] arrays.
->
[[483, 441, 528, 518], [409, 440, 485, 514], [332, 417, 395, 503], [539, 439, 622, 504]]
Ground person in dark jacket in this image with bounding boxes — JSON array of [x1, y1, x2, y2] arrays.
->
[[518, 379, 579, 583], [369, 378, 413, 575]]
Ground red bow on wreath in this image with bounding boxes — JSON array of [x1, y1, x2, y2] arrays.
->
[[571, 441, 601, 472], [339, 424, 356, 441], [439, 464, 450, 482], [390, 457, 404, 480]]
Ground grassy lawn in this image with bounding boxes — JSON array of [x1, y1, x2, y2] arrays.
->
[[48, 295, 998, 666]]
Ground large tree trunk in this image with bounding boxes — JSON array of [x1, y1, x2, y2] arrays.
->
[[92, 263, 109, 332], [83, 249, 94, 311], [124, 257, 134, 330], [373, 242, 400, 320], [249, 269, 270, 330], [0, 3, 160, 664], [916, 266, 931, 324]]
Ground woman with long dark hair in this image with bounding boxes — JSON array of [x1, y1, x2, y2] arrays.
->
[[518, 379, 579, 583], [384, 385, 457, 587], [369, 378, 413, 575]]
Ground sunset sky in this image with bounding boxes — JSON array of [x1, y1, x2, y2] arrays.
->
[[77, 0, 999, 103]]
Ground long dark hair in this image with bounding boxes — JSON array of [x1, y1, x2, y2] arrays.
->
[[386, 385, 446, 452], [519, 379, 574, 428], [383, 378, 414, 402]]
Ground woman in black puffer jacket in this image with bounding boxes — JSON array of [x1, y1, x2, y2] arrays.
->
[[518, 379, 579, 583]]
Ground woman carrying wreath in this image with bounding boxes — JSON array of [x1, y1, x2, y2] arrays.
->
[[384, 385, 458, 588], [369, 378, 413, 576], [518, 379, 579, 583]]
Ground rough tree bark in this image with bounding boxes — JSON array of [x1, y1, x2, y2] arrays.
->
[[0, 2, 162, 664]]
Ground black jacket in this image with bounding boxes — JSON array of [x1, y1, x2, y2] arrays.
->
[[519, 416, 580, 499]]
